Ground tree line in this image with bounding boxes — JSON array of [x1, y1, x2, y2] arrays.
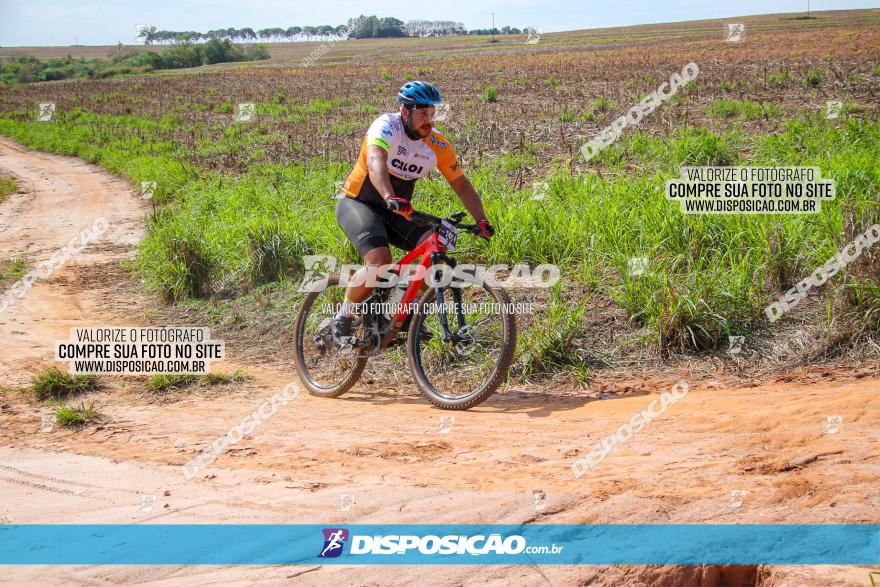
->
[[137, 17, 538, 44], [1, 40, 269, 85]]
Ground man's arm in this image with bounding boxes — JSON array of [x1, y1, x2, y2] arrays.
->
[[366, 144, 396, 201], [448, 175, 488, 222]]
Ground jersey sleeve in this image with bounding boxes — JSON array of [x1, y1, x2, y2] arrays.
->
[[365, 115, 395, 152], [431, 133, 464, 183]]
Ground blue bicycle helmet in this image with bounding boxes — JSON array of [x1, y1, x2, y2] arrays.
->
[[397, 81, 443, 107]]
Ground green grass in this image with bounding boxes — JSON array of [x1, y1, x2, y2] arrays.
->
[[483, 85, 498, 103], [201, 369, 249, 385], [147, 373, 199, 392], [804, 68, 825, 87], [31, 367, 99, 401], [767, 69, 789, 86], [0, 175, 18, 203], [708, 98, 782, 120], [148, 370, 249, 392], [591, 96, 616, 113], [516, 285, 592, 381], [0, 256, 28, 288], [54, 400, 103, 428]]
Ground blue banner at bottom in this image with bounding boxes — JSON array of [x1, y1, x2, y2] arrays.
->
[[0, 524, 878, 565]]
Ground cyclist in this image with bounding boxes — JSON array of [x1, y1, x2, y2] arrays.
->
[[333, 80, 494, 344]]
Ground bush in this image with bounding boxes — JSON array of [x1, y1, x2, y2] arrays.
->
[[246, 43, 270, 61], [148, 374, 199, 393], [202, 39, 243, 65], [591, 96, 616, 113], [804, 69, 824, 87], [0, 176, 18, 203], [161, 44, 202, 69], [32, 367, 99, 401], [54, 400, 103, 428]]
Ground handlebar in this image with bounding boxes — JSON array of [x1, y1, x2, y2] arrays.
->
[[411, 211, 482, 236]]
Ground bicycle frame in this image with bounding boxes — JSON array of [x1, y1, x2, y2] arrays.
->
[[376, 222, 467, 349]]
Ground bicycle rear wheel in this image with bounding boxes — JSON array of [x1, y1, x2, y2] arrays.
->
[[405, 278, 516, 409], [293, 275, 368, 398]]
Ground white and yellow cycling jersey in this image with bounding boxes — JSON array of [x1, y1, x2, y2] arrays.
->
[[342, 112, 463, 207]]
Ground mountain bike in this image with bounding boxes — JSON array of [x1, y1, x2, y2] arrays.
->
[[293, 211, 516, 410]]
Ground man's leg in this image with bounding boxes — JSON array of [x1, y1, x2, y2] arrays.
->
[[333, 196, 433, 342], [341, 246, 393, 307], [333, 197, 394, 342]]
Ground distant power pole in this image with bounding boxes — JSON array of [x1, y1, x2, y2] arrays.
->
[[807, 0, 810, 16], [491, 12, 495, 40]]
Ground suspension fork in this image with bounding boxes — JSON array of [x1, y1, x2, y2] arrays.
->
[[431, 252, 467, 342]]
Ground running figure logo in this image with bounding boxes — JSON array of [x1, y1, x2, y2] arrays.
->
[[319, 528, 349, 558]]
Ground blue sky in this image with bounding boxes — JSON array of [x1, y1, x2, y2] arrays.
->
[[0, 0, 877, 46]]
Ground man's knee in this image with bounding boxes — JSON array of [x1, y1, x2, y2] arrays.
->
[[363, 247, 392, 266]]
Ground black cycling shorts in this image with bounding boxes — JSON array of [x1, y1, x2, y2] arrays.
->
[[335, 196, 431, 257]]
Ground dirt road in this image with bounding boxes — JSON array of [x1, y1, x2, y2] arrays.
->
[[0, 137, 878, 585]]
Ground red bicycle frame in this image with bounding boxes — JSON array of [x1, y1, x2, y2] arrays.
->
[[379, 228, 448, 346]]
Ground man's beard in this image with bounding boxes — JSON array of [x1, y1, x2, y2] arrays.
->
[[404, 110, 432, 139], [407, 122, 431, 139]]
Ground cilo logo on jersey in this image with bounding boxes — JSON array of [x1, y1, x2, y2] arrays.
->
[[391, 159, 424, 175]]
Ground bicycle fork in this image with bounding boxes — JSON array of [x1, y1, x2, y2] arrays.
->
[[431, 253, 470, 344]]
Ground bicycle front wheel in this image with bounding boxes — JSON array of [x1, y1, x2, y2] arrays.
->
[[405, 279, 516, 409]]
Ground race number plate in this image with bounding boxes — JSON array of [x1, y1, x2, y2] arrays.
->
[[437, 219, 459, 251]]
